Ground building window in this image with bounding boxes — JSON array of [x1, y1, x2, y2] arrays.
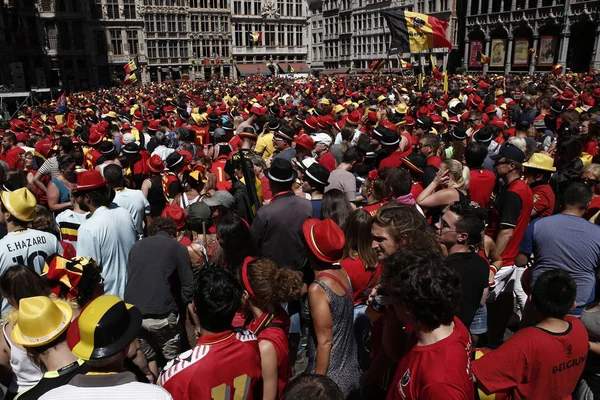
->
[[200, 0, 207, 6], [277, 0, 284, 14], [221, 17, 229, 32], [145, 16, 155, 32], [211, 16, 218, 31], [221, 43, 229, 57], [191, 15, 199, 31], [244, 1, 251, 14], [147, 41, 157, 58], [169, 40, 178, 57], [157, 14, 166, 31], [201, 16, 209, 31], [295, 0, 302, 16], [178, 15, 186, 31], [265, 24, 275, 46], [234, 1, 241, 13], [441, 0, 448, 9], [190, 0, 198, 6], [234, 24, 242, 45], [179, 42, 188, 58], [158, 41, 167, 57], [296, 26, 303, 46], [123, 0, 136, 18], [254, 1, 261, 15], [286, 1, 293, 15], [110, 29, 122, 54], [279, 25, 286, 46], [167, 15, 176, 31], [287, 26, 293, 46], [106, 0, 119, 18], [202, 40, 211, 57], [127, 30, 139, 55]]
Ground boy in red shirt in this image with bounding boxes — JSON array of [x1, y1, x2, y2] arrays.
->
[[473, 269, 588, 399], [380, 249, 474, 400], [158, 268, 262, 400]]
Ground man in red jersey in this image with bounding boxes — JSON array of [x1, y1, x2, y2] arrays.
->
[[381, 249, 474, 400], [313, 133, 337, 172], [522, 153, 556, 219], [473, 270, 588, 399], [465, 141, 496, 209], [158, 267, 262, 400], [1, 133, 24, 169], [486, 142, 533, 346]]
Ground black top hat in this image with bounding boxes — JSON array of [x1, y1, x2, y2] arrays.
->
[[207, 112, 220, 123], [304, 163, 330, 187], [166, 151, 185, 169], [99, 141, 116, 156], [473, 125, 494, 143], [380, 129, 400, 146], [267, 158, 296, 183], [450, 126, 467, 141], [401, 153, 426, 175], [122, 142, 140, 155]]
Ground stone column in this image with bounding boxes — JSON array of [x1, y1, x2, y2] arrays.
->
[[467, 0, 473, 14], [484, 37, 490, 74], [487, 0, 493, 15], [510, 0, 516, 12], [529, 35, 538, 75], [593, 26, 600, 69], [464, 39, 470, 69], [558, 32, 569, 72], [505, 36, 513, 74]]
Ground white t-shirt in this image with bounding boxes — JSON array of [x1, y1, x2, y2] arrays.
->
[[0, 228, 63, 314], [55, 209, 89, 251], [77, 206, 137, 299], [151, 145, 175, 162], [112, 188, 150, 237]]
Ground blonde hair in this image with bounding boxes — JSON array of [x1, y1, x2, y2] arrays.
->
[[582, 163, 600, 180], [443, 159, 470, 190], [508, 137, 527, 153]]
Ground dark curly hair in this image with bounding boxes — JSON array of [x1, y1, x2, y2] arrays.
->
[[382, 249, 461, 331], [447, 200, 486, 246], [148, 216, 177, 237]]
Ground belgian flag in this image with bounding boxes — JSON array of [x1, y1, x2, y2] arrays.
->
[[369, 59, 387, 73], [124, 59, 137, 74], [430, 54, 442, 79], [477, 51, 490, 64], [400, 59, 412, 69], [382, 10, 452, 54], [287, 65, 295, 73]]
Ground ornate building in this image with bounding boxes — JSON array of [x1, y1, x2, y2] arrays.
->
[[464, 0, 600, 73], [230, 0, 309, 77], [93, 0, 146, 86]]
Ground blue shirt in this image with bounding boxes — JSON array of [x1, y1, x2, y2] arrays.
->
[[520, 214, 600, 309], [77, 206, 137, 299]]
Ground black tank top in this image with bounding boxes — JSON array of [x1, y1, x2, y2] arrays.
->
[[148, 174, 167, 216]]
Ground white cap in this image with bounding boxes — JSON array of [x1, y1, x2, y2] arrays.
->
[[312, 133, 332, 146]]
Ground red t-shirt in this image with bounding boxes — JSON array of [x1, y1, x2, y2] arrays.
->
[[133, 150, 151, 175], [259, 175, 273, 202], [410, 182, 424, 199], [473, 317, 588, 400], [191, 125, 210, 145], [486, 179, 533, 266], [362, 201, 387, 217], [318, 151, 337, 172], [469, 169, 496, 209], [379, 151, 404, 170], [4, 147, 24, 169], [229, 135, 242, 152], [341, 257, 381, 304], [584, 196, 600, 220], [159, 330, 262, 400], [245, 307, 291, 399], [85, 149, 103, 169], [386, 317, 474, 400], [426, 155, 442, 169], [532, 183, 555, 219], [211, 157, 232, 191], [584, 141, 598, 157]]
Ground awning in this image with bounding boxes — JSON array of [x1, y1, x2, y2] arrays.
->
[[236, 63, 272, 76], [320, 68, 350, 75], [279, 62, 311, 74]]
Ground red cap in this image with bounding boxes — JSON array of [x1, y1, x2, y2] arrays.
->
[[161, 204, 187, 229], [72, 171, 107, 193], [346, 111, 361, 125]]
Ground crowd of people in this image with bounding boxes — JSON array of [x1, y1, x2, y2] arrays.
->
[[0, 69, 598, 399]]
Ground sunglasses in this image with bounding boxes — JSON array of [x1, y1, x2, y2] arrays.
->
[[418, 143, 431, 148], [494, 160, 512, 166], [585, 178, 600, 186]]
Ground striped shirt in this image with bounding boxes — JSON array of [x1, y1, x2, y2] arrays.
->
[[55, 210, 89, 251]]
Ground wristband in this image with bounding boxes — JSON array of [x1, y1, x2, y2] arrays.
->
[[489, 265, 498, 274]]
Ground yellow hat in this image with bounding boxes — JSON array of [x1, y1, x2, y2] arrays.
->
[[522, 153, 556, 172], [333, 104, 345, 114], [320, 98, 330, 105], [1, 188, 37, 222], [580, 152, 593, 166], [495, 89, 504, 96], [107, 111, 117, 119], [377, 95, 387, 103], [191, 113, 206, 125], [12, 296, 73, 347], [395, 103, 408, 114]]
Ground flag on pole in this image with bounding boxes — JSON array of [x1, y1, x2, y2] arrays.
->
[[443, 70, 448, 93], [250, 31, 262, 44], [477, 51, 491, 64], [123, 73, 138, 85], [370, 59, 387, 73], [124, 59, 137, 74], [287, 65, 295, 73], [430, 54, 442, 79], [382, 10, 452, 54], [418, 73, 424, 90], [400, 59, 412, 69]]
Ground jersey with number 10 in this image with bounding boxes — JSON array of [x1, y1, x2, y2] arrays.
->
[[159, 330, 262, 400]]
